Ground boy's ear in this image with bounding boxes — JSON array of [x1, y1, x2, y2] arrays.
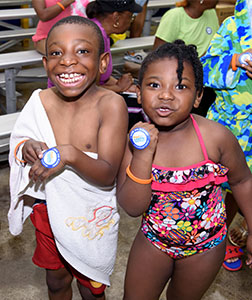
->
[[136, 85, 141, 104], [193, 89, 203, 109], [99, 52, 109, 74], [42, 56, 48, 74]]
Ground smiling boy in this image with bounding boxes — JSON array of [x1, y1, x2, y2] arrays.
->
[[8, 16, 128, 300]]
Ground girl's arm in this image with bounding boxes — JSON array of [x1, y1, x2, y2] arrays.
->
[[102, 74, 134, 93], [32, 0, 75, 22], [117, 122, 159, 217], [217, 125, 252, 267]]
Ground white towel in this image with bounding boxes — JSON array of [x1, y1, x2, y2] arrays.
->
[[8, 89, 120, 285]]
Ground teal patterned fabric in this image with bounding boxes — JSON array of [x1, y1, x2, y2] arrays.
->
[[201, 0, 252, 172]]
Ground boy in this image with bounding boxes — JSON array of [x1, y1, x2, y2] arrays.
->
[[8, 16, 128, 300]]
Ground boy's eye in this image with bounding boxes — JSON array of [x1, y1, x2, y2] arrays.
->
[[77, 49, 89, 54], [176, 84, 186, 90], [50, 50, 61, 56]]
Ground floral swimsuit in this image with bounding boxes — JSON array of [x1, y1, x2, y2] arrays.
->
[[141, 115, 228, 259]]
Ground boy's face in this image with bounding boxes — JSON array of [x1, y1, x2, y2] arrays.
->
[[43, 23, 107, 98], [137, 58, 202, 127]]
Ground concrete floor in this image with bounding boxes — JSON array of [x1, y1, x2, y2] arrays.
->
[[1, 42, 252, 300]]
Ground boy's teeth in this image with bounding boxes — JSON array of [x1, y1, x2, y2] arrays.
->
[[59, 73, 82, 83]]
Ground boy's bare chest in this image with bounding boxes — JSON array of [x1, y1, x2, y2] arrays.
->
[[48, 107, 100, 152]]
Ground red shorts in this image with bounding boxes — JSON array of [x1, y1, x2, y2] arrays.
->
[[30, 202, 106, 295]]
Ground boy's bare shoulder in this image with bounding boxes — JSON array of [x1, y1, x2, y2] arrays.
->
[[97, 87, 128, 112]]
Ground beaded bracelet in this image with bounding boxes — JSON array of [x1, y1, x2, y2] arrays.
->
[[231, 53, 238, 71], [126, 165, 152, 184], [56, 2, 65, 10], [14, 139, 29, 164]]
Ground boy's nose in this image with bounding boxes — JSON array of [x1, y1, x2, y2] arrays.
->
[[60, 55, 77, 66]]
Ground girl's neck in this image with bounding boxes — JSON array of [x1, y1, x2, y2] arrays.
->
[[155, 115, 192, 133]]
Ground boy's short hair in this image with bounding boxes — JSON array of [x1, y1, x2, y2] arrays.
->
[[139, 40, 203, 97], [46, 15, 105, 57]]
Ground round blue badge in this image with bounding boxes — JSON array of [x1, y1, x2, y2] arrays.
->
[[41, 147, 61, 168], [129, 128, 150, 150], [238, 52, 252, 65]]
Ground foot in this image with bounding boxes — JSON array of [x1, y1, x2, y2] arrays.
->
[[222, 244, 244, 271]]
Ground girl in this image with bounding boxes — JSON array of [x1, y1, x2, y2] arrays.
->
[[116, 40, 252, 300]]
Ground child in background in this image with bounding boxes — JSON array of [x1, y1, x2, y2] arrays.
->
[[8, 16, 128, 300], [116, 40, 252, 300], [32, 0, 89, 55]]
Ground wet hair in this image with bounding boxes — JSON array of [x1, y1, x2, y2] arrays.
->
[[138, 40, 203, 97], [46, 15, 104, 56]]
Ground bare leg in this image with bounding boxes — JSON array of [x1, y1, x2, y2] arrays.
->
[[77, 281, 105, 300], [166, 240, 226, 300], [46, 268, 73, 300], [123, 230, 174, 300]]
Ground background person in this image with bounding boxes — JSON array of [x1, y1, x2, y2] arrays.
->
[[201, 0, 252, 271]]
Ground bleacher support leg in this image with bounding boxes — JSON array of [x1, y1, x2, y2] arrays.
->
[[5, 69, 17, 113]]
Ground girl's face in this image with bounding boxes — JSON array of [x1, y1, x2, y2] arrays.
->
[[137, 57, 202, 128]]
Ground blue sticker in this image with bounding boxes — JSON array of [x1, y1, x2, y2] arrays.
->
[[239, 52, 252, 65], [41, 147, 61, 168], [129, 128, 150, 150]]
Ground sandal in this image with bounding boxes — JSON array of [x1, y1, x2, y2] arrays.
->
[[222, 245, 244, 271], [228, 220, 248, 248]]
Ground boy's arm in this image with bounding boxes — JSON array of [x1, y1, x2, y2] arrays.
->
[[69, 93, 128, 186], [117, 122, 158, 217], [30, 93, 128, 187]]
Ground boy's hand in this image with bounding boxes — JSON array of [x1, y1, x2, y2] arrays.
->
[[22, 139, 48, 164], [246, 234, 252, 269], [28, 145, 69, 182], [129, 122, 158, 156]]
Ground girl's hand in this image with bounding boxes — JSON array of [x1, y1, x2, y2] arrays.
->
[[246, 234, 252, 269], [129, 122, 159, 156], [22, 139, 48, 165], [28, 145, 69, 182]]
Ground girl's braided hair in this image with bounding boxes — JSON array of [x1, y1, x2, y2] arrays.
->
[[139, 40, 203, 97]]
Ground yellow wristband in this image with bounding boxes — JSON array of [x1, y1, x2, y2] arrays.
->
[[126, 165, 152, 184], [56, 2, 65, 10]]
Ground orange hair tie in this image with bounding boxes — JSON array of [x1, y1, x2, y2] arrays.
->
[[231, 53, 238, 71], [126, 165, 152, 184], [14, 139, 29, 164], [56, 2, 65, 10]]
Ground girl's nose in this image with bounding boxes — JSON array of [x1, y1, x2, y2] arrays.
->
[[159, 87, 174, 100]]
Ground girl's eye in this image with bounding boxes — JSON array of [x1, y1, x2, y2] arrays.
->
[[149, 82, 160, 88], [176, 84, 186, 90]]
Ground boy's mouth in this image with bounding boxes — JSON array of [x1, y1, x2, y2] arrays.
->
[[58, 73, 83, 84]]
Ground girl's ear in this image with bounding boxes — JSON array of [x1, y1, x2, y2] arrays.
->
[[193, 89, 203, 108], [136, 85, 142, 104], [99, 52, 109, 74]]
